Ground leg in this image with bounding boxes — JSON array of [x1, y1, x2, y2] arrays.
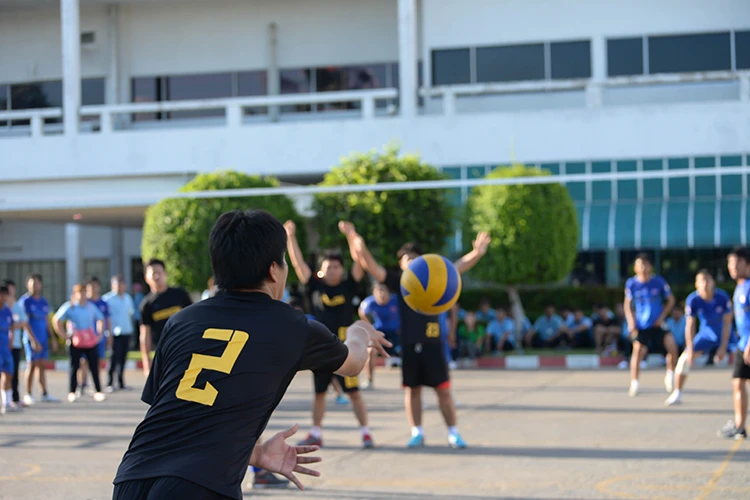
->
[[630, 340, 643, 382], [594, 325, 605, 353], [25, 357, 35, 398], [663, 333, 678, 371], [435, 386, 457, 427], [69, 347, 82, 395], [674, 350, 697, 391], [405, 386, 422, 428], [86, 348, 102, 393], [734, 378, 748, 430], [348, 390, 368, 427], [116, 336, 129, 388], [11, 348, 21, 403], [79, 357, 88, 389], [312, 393, 326, 427]]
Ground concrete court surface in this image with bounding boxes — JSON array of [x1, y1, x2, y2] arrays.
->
[[1, 367, 749, 500]]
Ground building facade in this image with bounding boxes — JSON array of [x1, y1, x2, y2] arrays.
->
[[1, 0, 749, 305]]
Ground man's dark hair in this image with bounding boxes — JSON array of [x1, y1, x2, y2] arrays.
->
[[112, 274, 125, 283], [696, 268, 713, 279], [545, 303, 555, 309], [209, 209, 287, 291], [397, 242, 423, 259], [729, 246, 750, 263], [0, 285, 8, 294], [27, 273, 42, 283], [145, 258, 166, 271], [2, 279, 15, 288], [319, 250, 343, 266], [634, 252, 651, 265], [86, 276, 101, 285]]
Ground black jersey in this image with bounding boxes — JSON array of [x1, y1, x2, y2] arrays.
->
[[307, 271, 358, 340], [114, 291, 349, 499], [139, 287, 193, 346], [383, 270, 441, 346]]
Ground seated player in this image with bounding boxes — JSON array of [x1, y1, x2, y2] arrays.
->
[[359, 282, 401, 387], [113, 209, 390, 499], [564, 308, 593, 348], [666, 270, 734, 406], [665, 303, 687, 354], [474, 299, 495, 327], [594, 304, 622, 355]]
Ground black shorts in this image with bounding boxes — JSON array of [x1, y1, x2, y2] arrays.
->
[[635, 327, 666, 347], [313, 371, 358, 394], [402, 342, 449, 389], [733, 349, 750, 379], [113, 476, 233, 500]]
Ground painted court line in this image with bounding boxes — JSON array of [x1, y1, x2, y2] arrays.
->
[[694, 439, 743, 500]]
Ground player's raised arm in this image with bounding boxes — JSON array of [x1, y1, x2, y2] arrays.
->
[[284, 220, 312, 284], [338, 221, 365, 282], [339, 221, 387, 283], [454, 231, 491, 274]]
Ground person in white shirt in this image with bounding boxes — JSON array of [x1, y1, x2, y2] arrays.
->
[[103, 275, 136, 391]]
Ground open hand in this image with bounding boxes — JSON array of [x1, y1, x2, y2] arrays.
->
[[338, 221, 356, 237], [472, 232, 491, 256], [283, 220, 296, 237], [349, 320, 392, 358], [252, 424, 322, 491], [715, 346, 727, 364]]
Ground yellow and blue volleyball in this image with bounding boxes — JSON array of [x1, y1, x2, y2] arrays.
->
[[400, 254, 462, 315]]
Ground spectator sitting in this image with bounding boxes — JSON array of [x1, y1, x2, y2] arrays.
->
[[665, 302, 686, 353], [594, 304, 622, 354], [523, 304, 565, 348], [458, 311, 486, 359], [560, 306, 575, 328], [591, 303, 615, 323], [485, 307, 515, 353], [565, 308, 594, 348], [475, 298, 495, 326]]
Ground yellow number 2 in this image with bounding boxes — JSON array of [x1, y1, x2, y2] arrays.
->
[[176, 328, 249, 407]]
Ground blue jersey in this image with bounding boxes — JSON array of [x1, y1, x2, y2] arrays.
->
[[54, 301, 104, 332], [625, 275, 672, 329], [685, 290, 732, 342], [360, 295, 400, 333], [0, 306, 12, 350], [24, 296, 50, 345], [733, 281, 750, 351], [91, 298, 110, 332]]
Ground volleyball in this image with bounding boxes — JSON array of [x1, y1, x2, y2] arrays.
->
[[400, 254, 462, 315]]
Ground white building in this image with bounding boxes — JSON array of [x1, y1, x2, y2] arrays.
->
[[1, 0, 749, 305]]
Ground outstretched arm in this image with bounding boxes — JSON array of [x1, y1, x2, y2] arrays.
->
[[284, 221, 312, 284], [454, 232, 491, 275], [339, 221, 386, 283]]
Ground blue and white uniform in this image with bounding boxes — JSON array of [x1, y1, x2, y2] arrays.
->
[[685, 289, 735, 353], [0, 306, 14, 374]]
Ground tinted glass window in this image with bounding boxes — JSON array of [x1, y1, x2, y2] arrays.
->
[[10, 81, 63, 125], [166, 72, 232, 119], [607, 37, 644, 76], [736, 31, 750, 69], [431, 49, 470, 85], [237, 71, 267, 96], [131, 77, 161, 121], [0, 84, 7, 127], [550, 40, 591, 79], [280, 69, 313, 112], [82, 78, 105, 105], [648, 32, 731, 73], [476, 43, 545, 83]]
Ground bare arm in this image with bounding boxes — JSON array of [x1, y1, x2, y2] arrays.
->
[[358, 306, 370, 323], [140, 324, 152, 376], [454, 232, 491, 275], [335, 321, 390, 377], [52, 317, 67, 339], [284, 221, 312, 285], [656, 295, 676, 326], [684, 316, 696, 351], [720, 312, 733, 348], [96, 319, 105, 342], [339, 222, 387, 283], [623, 297, 636, 335]]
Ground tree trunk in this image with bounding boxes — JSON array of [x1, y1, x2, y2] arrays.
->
[[507, 286, 526, 353]]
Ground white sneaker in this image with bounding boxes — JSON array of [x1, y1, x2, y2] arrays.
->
[[93, 392, 106, 402], [22, 394, 35, 406], [0, 405, 5, 415], [41, 393, 59, 403], [628, 380, 639, 397], [664, 372, 675, 393], [665, 391, 682, 406], [67, 392, 77, 403]]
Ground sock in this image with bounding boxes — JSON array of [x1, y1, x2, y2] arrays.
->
[[630, 380, 639, 389], [310, 426, 322, 439], [667, 369, 675, 377], [1, 389, 7, 407], [448, 426, 459, 436], [4, 390, 11, 405], [411, 426, 423, 437], [360, 426, 370, 437], [672, 389, 681, 397]]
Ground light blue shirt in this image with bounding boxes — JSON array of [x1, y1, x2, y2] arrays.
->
[[487, 318, 515, 343], [666, 316, 687, 347], [11, 301, 27, 349], [533, 314, 564, 341], [132, 292, 145, 321], [54, 301, 104, 332], [103, 291, 135, 336]]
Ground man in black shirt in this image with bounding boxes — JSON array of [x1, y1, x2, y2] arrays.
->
[[113, 210, 390, 500], [284, 220, 375, 449], [138, 259, 193, 377], [342, 221, 490, 449]]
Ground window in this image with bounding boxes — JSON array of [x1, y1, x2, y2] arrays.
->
[[432, 49, 471, 85], [616, 160, 638, 200], [721, 155, 743, 197], [81, 78, 105, 105], [666, 201, 689, 247], [589, 204, 610, 249], [641, 202, 662, 248], [476, 43, 545, 83], [550, 40, 591, 79], [166, 72, 232, 119], [591, 161, 612, 201], [237, 71, 267, 116], [0, 84, 8, 127], [131, 77, 161, 121], [667, 158, 689, 199], [648, 32, 731, 74], [642, 159, 663, 199], [737, 31, 750, 69], [607, 37, 644, 76], [694, 201, 715, 247], [10, 80, 63, 125], [541, 163, 560, 175], [280, 69, 313, 112], [614, 203, 637, 248], [720, 199, 742, 247], [315, 64, 388, 110]]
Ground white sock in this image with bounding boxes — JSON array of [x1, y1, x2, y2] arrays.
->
[[448, 426, 459, 436], [672, 389, 681, 397], [630, 380, 639, 389], [4, 390, 10, 405], [411, 426, 423, 437], [310, 426, 322, 439], [667, 370, 675, 377], [1, 389, 7, 407], [360, 426, 370, 437]]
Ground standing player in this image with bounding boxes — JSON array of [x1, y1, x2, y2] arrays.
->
[[139, 259, 193, 377], [284, 220, 374, 448], [4, 280, 37, 407], [358, 282, 401, 387], [718, 247, 750, 439], [79, 277, 111, 395], [23, 274, 59, 404], [0, 285, 20, 414], [103, 275, 136, 391], [342, 221, 490, 448], [666, 270, 734, 406], [624, 253, 677, 397], [113, 209, 390, 499]]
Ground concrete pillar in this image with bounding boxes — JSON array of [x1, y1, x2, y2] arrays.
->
[[397, 0, 418, 117], [106, 4, 120, 106], [61, 0, 81, 136], [267, 23, 280, 122], [605, 249, 620, 287], [65, 223, 83, 295], [586, 35, 606, 108]]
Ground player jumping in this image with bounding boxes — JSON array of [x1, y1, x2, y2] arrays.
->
[[623, 253, 677, 397], [665, 269, 734, 406], [342, 221, 490, 448], [284, 220, 374, 449]]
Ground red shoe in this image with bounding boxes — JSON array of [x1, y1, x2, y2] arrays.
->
[[297, 434, 322, 447], [363, 433, 374, 449]]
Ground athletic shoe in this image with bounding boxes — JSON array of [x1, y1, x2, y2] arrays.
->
[[335, 394, 348, 405], [362, 433, 374, 449], [297, 434, 322, 447], [6, 402, 22, 413], [664, 372, 675, 393], [628, 380, 639, 397], [448, 432, 467, 449], [407, 434, 425, 448], [718, 420, 747, 440], [93, 392, 106, 402], [41, 393, 59, 403], [361, 379, 372, 390], [67, 392, 77, 403], [664, 391, 682, 406], [0, 405, 5, 415], [105, 386, 115, 393], [22, 394, 35, 406], [252, 471, 290, 489]]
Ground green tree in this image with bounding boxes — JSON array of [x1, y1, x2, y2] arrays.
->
[[462, 165, 579, 347], [141, 171, 306, 292], [312, 146, 453, 267]]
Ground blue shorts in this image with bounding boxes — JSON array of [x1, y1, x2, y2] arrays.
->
[[98, 336, 107, 359], [24, 341, 49, 362], [0, 348, 13, 374]]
